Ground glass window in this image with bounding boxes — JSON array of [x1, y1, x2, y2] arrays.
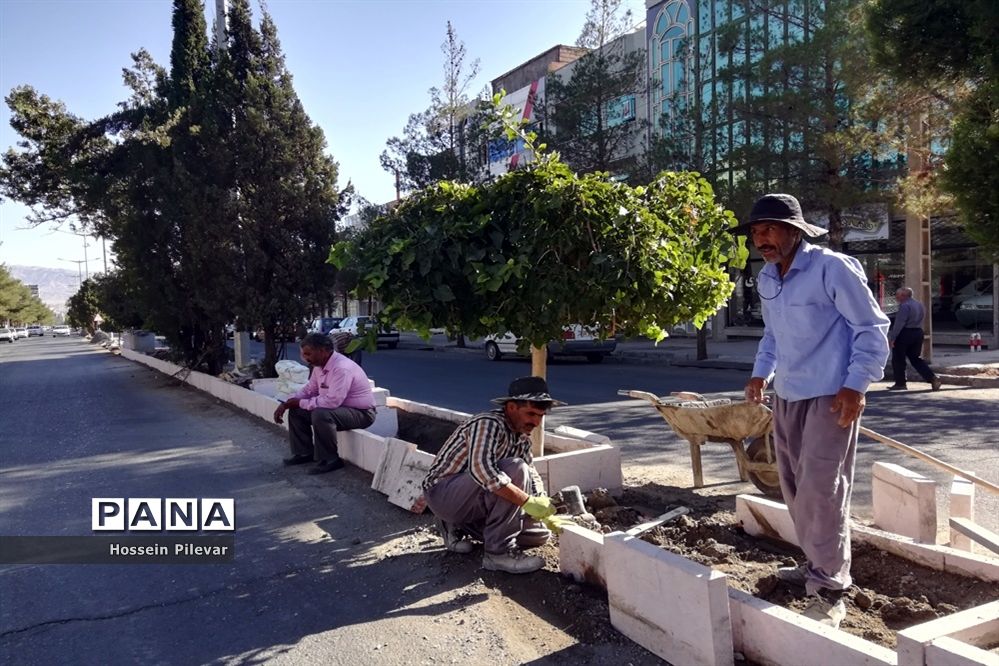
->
[[731, 0, 745, 21], [657, 12, 671, 35], [699, 0, 713, 33], [733, 120, 746, 147], [675, 3, 689, 23], [701, 82, 714, 108], [715, 0, 728, 27], [733, 79, 745, 103]]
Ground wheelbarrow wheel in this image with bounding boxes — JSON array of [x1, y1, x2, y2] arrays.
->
[[746, 437, 783, 500]]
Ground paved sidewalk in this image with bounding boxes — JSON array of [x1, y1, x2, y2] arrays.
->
[[397, 331, 999, 386]]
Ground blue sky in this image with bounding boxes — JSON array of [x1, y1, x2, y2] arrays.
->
[[0, 0, 646, 270]]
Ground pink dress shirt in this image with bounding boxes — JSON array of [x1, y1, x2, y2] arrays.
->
[[290, 353, 375, 411]]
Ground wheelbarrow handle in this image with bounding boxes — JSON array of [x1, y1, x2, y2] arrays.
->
[[618, 389, 660, 405]]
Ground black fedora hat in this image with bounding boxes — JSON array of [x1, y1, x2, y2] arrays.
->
[[731, 193, 828, 238], [491, 376, 566, 407]]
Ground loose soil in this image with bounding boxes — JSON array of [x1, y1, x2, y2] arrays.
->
[[535, 483, 998, 650]]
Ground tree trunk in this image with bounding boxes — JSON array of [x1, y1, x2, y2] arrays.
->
[[263, 328, 278, 377], [696, 326, 708, 361], [455, 332, 466, 348], [530, 345, 547, 457]]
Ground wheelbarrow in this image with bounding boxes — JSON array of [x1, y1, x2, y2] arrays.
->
[[619, 389, 782, 498]]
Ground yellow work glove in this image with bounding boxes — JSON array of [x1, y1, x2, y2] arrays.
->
[[521, 495, 555, 520], [541, 514, 575, 534]]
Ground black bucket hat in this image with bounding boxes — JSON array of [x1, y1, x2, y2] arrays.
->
[[491, 376, 566, 407], [731, 193, 828, 238]]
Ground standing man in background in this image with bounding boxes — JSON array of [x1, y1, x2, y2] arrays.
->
[[739, 193, 890, 629], [887, 287, 942, 391]]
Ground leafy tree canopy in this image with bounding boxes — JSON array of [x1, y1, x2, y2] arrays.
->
[[333, 104, 746, 351], [0, 265, 55, 325]]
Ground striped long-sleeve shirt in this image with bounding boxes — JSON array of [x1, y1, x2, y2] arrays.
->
[[422, 410, 545, 494]]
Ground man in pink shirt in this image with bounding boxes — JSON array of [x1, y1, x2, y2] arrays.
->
[[273, 333, 377, 474]]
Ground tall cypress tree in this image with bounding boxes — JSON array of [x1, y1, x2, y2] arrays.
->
[[223, 1, 342, 374]]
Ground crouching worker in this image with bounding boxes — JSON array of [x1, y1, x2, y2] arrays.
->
[[422, 376, 563, 574], [273, 333, 377, 475]]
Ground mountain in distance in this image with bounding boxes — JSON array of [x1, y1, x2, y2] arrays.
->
[[7, 265, 80, 315]]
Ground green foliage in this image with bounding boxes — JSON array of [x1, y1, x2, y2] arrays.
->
[[90, 269, 146, 332], [335, 109, 745, 351], [941, 81, 999, 260], [66, 279, 101, 333], [865, 0, 999, 258], [0, 265, 55, 325]]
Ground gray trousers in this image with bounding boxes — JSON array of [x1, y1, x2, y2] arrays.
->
[[424, 457, 530, 554], [288, 406, 376, 462], [773, 395, 858, 595]]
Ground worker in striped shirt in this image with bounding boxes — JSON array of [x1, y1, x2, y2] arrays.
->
[[422, 376, 562, 574]]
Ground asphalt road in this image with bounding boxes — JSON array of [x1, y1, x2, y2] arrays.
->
[[0, 337, 661, 665]]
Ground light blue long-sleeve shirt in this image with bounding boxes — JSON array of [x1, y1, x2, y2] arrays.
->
[[751, 241, 890, 401]]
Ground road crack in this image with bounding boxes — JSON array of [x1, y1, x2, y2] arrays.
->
[[0, 555, 338, 641]]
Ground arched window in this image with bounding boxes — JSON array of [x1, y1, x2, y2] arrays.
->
[[651, 0, 694, 123]]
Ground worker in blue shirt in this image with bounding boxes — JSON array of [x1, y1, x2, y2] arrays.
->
[[736, 193, 890, 629]]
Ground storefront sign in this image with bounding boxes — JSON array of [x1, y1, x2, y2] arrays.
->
[[808, 203, 890, 242]]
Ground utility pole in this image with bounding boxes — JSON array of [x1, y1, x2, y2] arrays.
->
[[905, 113, 933, 362], [215, 0, 228, 54], [59, 258, 87, 287]]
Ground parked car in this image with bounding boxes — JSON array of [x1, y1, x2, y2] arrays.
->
[[309, 316, 344, 335], [0, 327, 15, 343], [484, 325, 618, 363], [337, 315, 399, 349], [955, 292, 994, 328], [52, 325, 72, 336], [27, 325, 43, 337], [15, 327, 29, 339], [252, 324, 301, 343]]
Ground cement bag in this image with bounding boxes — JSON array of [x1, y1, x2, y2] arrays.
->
[[275, 360, 309, 400], [275, 360, 310, 383]]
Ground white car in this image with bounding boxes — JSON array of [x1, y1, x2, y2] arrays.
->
[[0, 327, 15, 343], [484, 325, 617, 363], [27, 325, 43, 337], [337, 316, 399, 348], [52, 325, 72, 337], [15, 327, 29, 339]]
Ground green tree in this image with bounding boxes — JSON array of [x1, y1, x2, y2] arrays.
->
[[91, 269, 146, 333], [221, 1, 343, 374], [866, 0, 999, 257], [713, 0, 901, 249], [541, 0, 646, 177], [66, 279, 101, 333], [0, 265, 54, 325], [380, 21, 488, 192]]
